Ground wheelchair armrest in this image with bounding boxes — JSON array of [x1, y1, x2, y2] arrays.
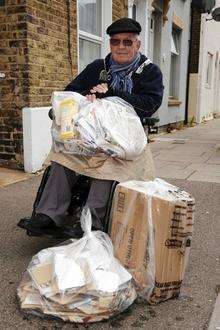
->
[[141, 117, 159, 126]]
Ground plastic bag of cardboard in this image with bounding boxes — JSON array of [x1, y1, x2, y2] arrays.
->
[[17, 208, 136, 323], [51, 91, 147, 160], [110, 179, 195, 305]]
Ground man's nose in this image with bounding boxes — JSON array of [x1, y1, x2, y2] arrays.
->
[[118, 41, 126, 49]]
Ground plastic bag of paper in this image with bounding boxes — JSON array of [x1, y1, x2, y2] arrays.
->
[[51, 91, 147, 160], [17, 207, 136, 323], [110, 178, 195, 304]]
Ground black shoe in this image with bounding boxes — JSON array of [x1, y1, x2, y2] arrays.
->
[[18, 216, 84, 239], [18, 214, 54, 233], [27, 213, 54, 229], [18, 216, 70, 239]]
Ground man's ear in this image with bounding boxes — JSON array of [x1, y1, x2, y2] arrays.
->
[[137, 40, 141, 50]]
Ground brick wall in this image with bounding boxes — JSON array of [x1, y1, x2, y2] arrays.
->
[[112, 0, 128, 21], [26, 0, 77, 107], [0, 0, 77, 167], [0, 1, 28, 166], [0, 0, 127, 168]]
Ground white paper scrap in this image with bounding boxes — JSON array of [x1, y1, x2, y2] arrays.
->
[[93, 270, 119, 292], [54, 256, 85, 291]]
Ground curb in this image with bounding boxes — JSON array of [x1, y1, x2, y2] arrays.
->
[[0, 168, 36, 188]]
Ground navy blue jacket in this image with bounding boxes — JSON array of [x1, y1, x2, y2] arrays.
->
[[65, 53, 164, 119]]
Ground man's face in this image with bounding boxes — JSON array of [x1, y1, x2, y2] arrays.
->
[[109, 32, 141, 64]]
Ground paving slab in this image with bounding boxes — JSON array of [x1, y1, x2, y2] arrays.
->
[[150, 141, 176, 150], [187, 172, 220, 184], [153, 137, 189, 143], [185, 163, 220, 173], [151, 118, 220, 183], [155, 120, 220, 143], [0, 167, 33, 187], [156, 167, 195, 180], [155, 160, 191, 170], [154, 152, 212, 164], [207, 154, 220, 165], [155, 147, 213, 157]]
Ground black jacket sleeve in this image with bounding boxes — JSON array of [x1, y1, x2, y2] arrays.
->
[[64, 68, 90, 95], [106, 63, 164, 119], [64, 60, 103, 95]]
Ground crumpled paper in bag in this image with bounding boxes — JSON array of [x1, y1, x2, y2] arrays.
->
[[51, 91, 147, 160], [17, 207, 136, 323]]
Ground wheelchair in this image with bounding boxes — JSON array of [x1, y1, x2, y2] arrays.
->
[[17, 114, 159, 239]]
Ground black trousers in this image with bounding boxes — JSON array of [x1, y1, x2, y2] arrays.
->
[[35, 162, 113, 230]]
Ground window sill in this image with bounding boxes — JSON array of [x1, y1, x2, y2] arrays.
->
[[168, 99, 182, 107]]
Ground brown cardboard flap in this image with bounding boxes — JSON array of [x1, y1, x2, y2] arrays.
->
[[29, 263, 53, 286]]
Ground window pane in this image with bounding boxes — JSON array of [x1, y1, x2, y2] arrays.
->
[[169, 27, 181, 99], [79, 38, 101, 72], [171, 32, 179, 55], [79, 0, 102, 36], [169, 54, 175, 97]]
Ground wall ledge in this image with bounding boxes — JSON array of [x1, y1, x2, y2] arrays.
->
[[168, 99, 182, 107]]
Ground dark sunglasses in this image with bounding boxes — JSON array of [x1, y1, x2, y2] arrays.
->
[[109, 38, 137, 47]]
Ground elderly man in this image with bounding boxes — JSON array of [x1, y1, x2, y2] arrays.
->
[[20, 18, 163, 237]]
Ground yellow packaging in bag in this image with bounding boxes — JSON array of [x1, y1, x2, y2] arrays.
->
[[60, 98, 79, 140]]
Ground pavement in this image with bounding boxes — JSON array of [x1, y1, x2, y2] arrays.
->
[[0, 118, 220, 329], [0, 167, 32, 187], [150, 118, 220, 183]]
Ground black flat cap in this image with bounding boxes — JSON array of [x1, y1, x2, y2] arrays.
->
[[106, 18, 142, 36]]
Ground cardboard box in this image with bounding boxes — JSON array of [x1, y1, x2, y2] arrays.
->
[[110, 179, 195, 304]]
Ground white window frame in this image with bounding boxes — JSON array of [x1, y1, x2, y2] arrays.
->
[[77, 0, 112, 73]]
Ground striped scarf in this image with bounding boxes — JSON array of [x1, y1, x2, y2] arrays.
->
[[109, 52, 141, 94]]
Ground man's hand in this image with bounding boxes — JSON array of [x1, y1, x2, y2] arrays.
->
[[86, 83, 108, 102]]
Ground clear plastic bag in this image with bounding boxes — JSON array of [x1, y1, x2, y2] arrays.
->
[[51, 91, 147, 160], [110, 179, 195, 305], [17, 208, 136, 323]]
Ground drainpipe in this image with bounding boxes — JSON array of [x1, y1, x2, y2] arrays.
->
[[184, 2, 193, 124], [0, 72, 6, 108], [66, 0, 73, 77], [196, 14, 206, 123]]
